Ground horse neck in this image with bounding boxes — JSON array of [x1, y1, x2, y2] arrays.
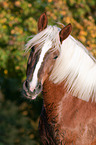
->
[[42, 77, 66, 122], [43, 77, 65, 101]]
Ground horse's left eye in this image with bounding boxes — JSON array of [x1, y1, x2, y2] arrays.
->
[[54, 56, 58, 59], [31, 46, 34, 52]]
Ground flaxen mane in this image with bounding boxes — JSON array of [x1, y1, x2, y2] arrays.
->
[[50, 34, 96, 102], [25, 25, 96, 102]]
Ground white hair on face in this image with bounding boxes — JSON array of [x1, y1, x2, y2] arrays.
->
[[50, 35, 96, 102], [29, 40, 52, 91]]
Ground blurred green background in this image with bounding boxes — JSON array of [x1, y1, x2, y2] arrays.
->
[[0, 0, 96, 145]]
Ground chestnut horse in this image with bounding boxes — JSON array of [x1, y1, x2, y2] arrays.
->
[[23, 13, 96, 145]]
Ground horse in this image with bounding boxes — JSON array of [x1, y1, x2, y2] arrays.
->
[[23, 13, 96, 145]]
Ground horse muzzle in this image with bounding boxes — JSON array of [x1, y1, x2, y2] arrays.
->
[[23, 80, 42, 100]]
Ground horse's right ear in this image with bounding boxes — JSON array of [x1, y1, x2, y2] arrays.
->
[[38, 12, 48, 32], [59, 23, 72, 43]]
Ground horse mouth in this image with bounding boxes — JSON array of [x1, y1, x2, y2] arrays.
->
[[23, 81, 42, 100]]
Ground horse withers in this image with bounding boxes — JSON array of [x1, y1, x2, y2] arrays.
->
[[23, 13, 96, 145]]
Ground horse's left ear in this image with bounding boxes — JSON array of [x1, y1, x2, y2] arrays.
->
[[38, 12, 48, 32], [59, 23, 72, 43]]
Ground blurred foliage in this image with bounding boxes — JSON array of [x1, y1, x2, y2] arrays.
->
[[0, 97, 42, 145], [0, 0, 96, 144]]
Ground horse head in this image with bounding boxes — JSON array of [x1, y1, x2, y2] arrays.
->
[[23, 12, 72, 100]]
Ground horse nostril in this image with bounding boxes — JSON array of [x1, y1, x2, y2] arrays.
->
[[25, 80, 29, 89], [38, 83, 41, 89], [37, 82, 42, 90]]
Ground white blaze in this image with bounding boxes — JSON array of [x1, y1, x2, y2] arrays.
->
[[29, 40, 52, 91]]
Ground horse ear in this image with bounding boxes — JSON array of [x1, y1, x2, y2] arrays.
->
[[59, 23, 72, 43], [38, 12, 48, 32]]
